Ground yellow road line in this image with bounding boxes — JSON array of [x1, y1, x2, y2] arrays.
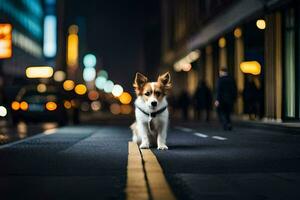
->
[[126, 141, 176, 200], [126, 142, 149, 200], [141, 149, 176, 200]]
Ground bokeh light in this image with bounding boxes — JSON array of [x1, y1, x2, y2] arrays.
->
[[46, 102, 57, 111], [91, 101, 101, 111], [54, 70, 66, 82], [256, 19, 266, 30], [75, 84, 87, 95], [37, 83, 47, 93], [63, 80, 75, 91], [104, 80, 114, 93], [83, 68, 96, 82], [121, 105, 132, 115], [240, 61, 261, 75], [83, 54, 97, 68], [218, 37, 226, 48], [112, 84, 123, 97], [234, 28, 242, 38], [68, 24, 78, 34], [119, 92, 132, 104], [11, 101, 20, 110], [64, 100, 72, 109], [98, 70, 108, 79], [26, 66, 53, 78], [181, 63, 192, 72], [110, 103, 121, 115], [0, 106, 7, 117], [20, 101, 29, 111], [95, 76, 107, 90], [88, 91, 99, 101]]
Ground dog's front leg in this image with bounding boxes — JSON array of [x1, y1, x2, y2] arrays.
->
[[138, 122, 150, 149], [157, 122, 168, 150]]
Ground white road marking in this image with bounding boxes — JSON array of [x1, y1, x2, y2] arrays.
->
[[194, 132, 208, 138], [212, 136, 227, 140], [175, 126, 228, 141], [175, 126, 193, 132]]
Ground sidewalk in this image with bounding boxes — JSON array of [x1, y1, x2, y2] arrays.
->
[[235, 118, 300, 135], [170, 116, 300, 135]]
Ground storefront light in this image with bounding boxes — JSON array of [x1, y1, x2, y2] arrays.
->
[[218, 37, 226, 48], [256, 19, 266, 30], [240, 61, 261, 75], [234, 28, 242, 38]]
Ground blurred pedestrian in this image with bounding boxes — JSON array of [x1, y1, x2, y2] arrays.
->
[[243, 76, 259, 120], [215, 67, 237, 130], [178, 90, 190, 120], [193, 80, 212, 121]]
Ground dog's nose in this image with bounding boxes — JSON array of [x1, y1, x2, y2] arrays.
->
[[151, 101, 157, 107]]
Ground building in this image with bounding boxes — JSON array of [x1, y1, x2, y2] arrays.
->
[[0, 0, 46, 81], [160, 0, 300, 121]]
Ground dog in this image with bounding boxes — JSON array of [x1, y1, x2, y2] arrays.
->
[[130, 72, 171, 150]]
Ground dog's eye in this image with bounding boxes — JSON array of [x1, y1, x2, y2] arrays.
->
[[155, 91, 161, 96], [144, 92, 150, 96]]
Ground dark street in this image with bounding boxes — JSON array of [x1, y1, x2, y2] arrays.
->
[[1, 0, 300, 199], [1, 120, 300, 200]]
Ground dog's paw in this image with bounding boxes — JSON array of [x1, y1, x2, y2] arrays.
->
[[157, 144, 168, 150], [139, 142, 150, 149]]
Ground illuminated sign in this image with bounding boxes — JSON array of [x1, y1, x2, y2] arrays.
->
[[0, 24, 12, 59], [26, 66, 54, 78], [43, 15, 57, 57]]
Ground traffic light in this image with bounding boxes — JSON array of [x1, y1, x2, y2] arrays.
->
[[0, 24, 12, 59]]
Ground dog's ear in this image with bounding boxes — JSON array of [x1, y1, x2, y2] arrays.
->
[[133, 72, 148, 94], [158, 72, 171, 90]]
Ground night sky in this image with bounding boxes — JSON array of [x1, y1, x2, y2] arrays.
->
[[65, 0, 160, 91]]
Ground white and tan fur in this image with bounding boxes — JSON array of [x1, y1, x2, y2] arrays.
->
[[130, 72, 171, 150]]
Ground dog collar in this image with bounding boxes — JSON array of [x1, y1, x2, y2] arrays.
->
[[136, 105, 168, 118]]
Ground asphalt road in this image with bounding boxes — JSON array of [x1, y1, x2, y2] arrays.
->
[[0, 121, 300, 200]]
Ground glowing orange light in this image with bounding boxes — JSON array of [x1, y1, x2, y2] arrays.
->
[[74, 84, 87, 95], [46, 102, 57, 111], [240, 61, 261, 75], [63, 80, 75, 91], [234, 28, 242, 38], [20, 101, 29, 111], [119, 92, 132, 105], [88, 90, 99, 101], [64, 100, 72, 109], [0, 24, 12, 59], [67, 25, 79, 68], [11, 101, 20, 110]]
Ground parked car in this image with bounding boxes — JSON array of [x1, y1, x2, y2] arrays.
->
[[11, 85, 68, 125]]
